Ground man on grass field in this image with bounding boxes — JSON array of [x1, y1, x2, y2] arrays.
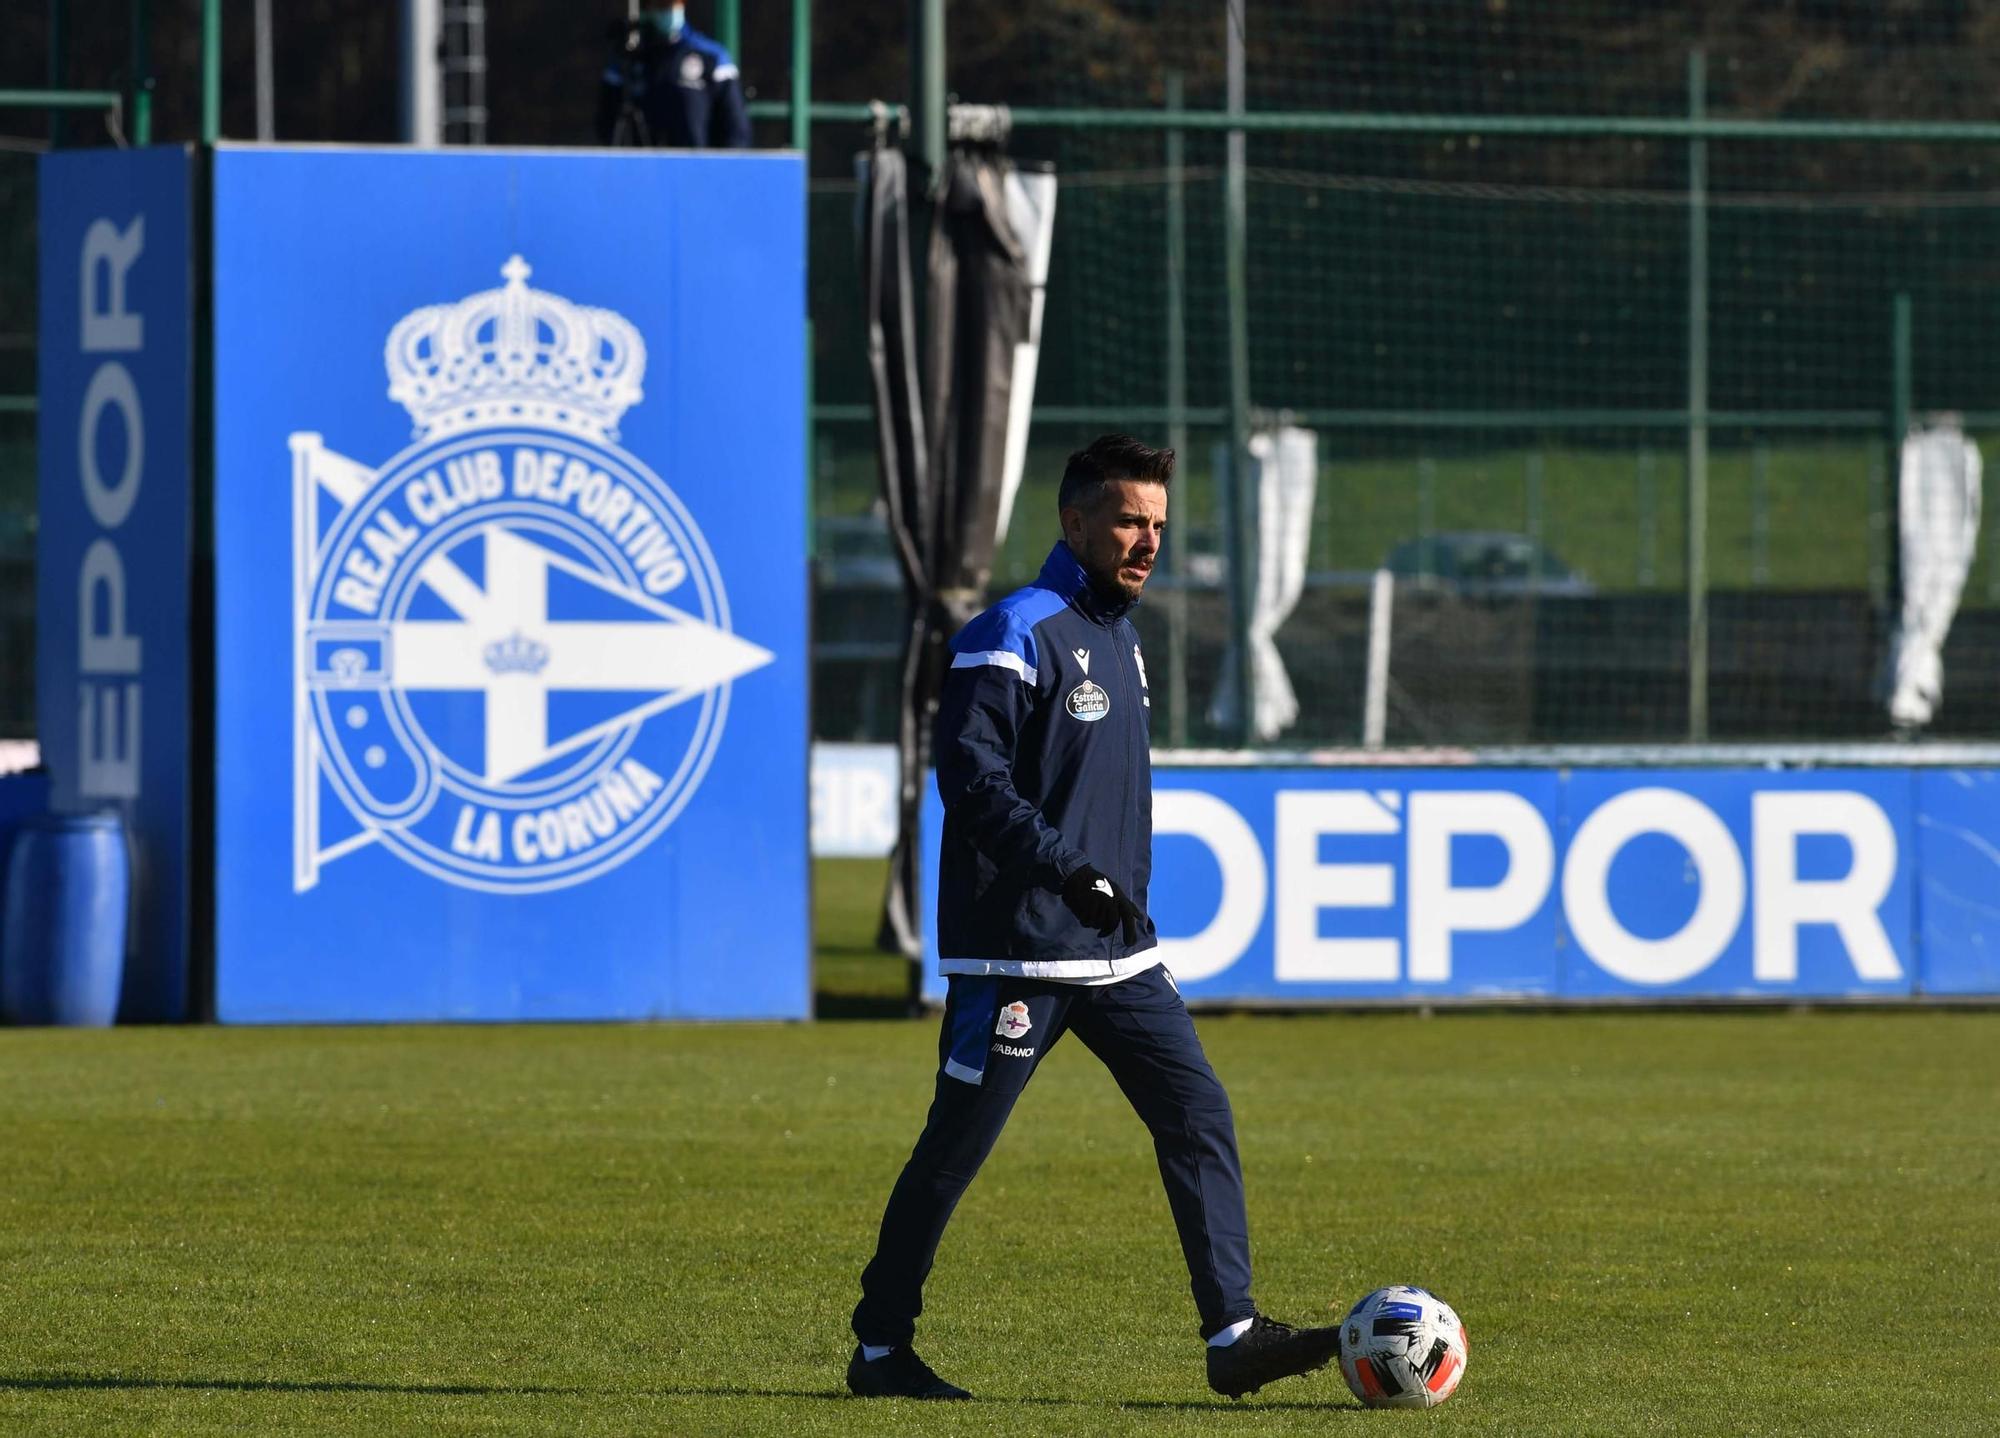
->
[[847, 434, 1343, 1401]]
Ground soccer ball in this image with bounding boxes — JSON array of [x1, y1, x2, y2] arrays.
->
[[1338, 1285, 1468, 1409]]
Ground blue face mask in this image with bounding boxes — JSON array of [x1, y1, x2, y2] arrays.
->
[[643, 5, 686, 40]]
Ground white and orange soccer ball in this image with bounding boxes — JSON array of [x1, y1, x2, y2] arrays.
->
[[1338, 1285, 1468, 1409]]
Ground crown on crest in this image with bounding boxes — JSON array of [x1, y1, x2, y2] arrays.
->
[[385, 257, 646, 442], [482, 630, 551, 676]]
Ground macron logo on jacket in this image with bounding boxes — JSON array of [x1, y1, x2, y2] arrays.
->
[[932, 543, 1157, 981]]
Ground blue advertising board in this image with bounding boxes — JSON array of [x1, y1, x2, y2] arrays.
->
[[36, 146, 193, 1021], [210, 146, 808, 1021], [923, 765, 1975, 1002], [1913, 769, 2000, 995], [1558, 770, 1912, 998]]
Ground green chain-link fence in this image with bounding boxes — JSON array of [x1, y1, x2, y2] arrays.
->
[[10, 3, 2000, 750], [803, 2, 2000, 749], [1, 148, 38, 739]]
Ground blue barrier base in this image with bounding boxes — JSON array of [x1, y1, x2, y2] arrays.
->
[[1, 808, 130, 1026]]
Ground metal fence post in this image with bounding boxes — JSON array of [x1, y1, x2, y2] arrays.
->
[[202, 0, 222, 142], [717, 0, 740, 61], [1224, 1, 1256, 746], [911, 0, 945, 183], [1886, 290, 1912, 618], [1890, 293, 1912, 448], [129, 0, 152, 143], [254, 0, 273, 139], [1525, 449, 1544, 550], [1417, 456, 1436, 577], [794, 0, 813, 555], [1164, 71, 1190, 747], [791, 0, 812, 154], [398, 0, 439, 145], [1685, 48, 1710, 741], [1750, 442, 1769, 585]]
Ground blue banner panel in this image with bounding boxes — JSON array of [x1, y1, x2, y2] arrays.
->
[[36, 147, 193, 1021], [211, 146, 807, 1021], [922, 765, 1925, 1002], [1559, 770, 1913, 998], [1914, 769, 2000, 995], [924, 768, 1566, 1003]]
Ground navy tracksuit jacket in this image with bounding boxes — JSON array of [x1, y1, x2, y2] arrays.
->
[[595, 25, 751, 149], [853, 542, 1257, 1347], [934, 542, 1160, 980]]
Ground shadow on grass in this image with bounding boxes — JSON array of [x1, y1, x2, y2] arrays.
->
[[814, 945, 920, 1021], [0, 1375, 586, 1397], [2, 1374, 1359, 1413], [814, 990, 916, 1020], [642, 1384, 1360, 1413]]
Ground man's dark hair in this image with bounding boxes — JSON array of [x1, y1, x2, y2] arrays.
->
[[1058, 434, 1175, 512]]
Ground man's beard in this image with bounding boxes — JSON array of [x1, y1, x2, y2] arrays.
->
[[1083, 553, 1145, 606]]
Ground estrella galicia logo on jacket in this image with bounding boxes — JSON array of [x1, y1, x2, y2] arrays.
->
[[1067, 680, 1110, 722], [290, 256, 773, 894], [994, 1000, 1033, 1039]]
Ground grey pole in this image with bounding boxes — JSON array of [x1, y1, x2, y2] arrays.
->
[[1525, 450, 1544, 550], [1164, 71, 1190, 748], [1750, 444, 1769, 585], [399, 0, 441, 145], [910, 0, 945, 183], [1685, 49, 1710, 741], [1224, 0, 1256, 747], [254, 0, 273, 140], [1885, 292, 1913, 617]]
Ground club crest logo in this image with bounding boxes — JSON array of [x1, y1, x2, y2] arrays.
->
[[291, 256, 772, 894], [994, 1000, 1033, 1039]]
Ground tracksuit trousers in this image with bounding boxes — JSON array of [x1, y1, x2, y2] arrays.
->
[[851, 963, 1257, 1345]]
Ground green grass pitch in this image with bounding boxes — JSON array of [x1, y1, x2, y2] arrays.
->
[[0, 861, 1995, 1436]]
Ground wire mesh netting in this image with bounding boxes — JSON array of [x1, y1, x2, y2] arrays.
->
[[809, 2, 2000, 748], [8, 4, 2000, 748], [0, 150, 35, 737]]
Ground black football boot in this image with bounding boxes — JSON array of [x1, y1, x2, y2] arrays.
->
[[1205, 1314, 1343, 1400], [846, 1345, 972, 1400]]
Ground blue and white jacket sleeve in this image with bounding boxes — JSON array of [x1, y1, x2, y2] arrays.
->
[[708, 59, 752, 148], [933, 611, 1091, 885]]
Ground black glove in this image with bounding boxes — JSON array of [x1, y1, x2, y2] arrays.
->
[[1060, 865, 1145, 946]]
